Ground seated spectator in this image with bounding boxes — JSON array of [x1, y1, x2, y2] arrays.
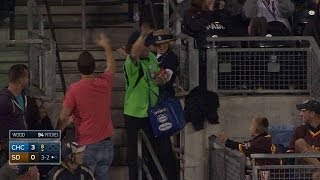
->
[[248, 17, 292, 36], [292, 0, 316, 35], [0, 0, 14, 22], [303, 0, 320, 46], [216, 117, 276, 165], [183, 0, 233, 88], [287, 100, 320, 165], [182, 0, 232, 48], [244, 0, 294, 32], [26, 97, 53, 130], [267, 21, 292, 36], [48, 142, 94, 180], [247, 17, 293, 47], [248, 16, 268, 36]]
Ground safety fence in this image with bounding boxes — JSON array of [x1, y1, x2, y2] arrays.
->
[[208, 135, 320, 180], [208, 135, 246, 180], [251, 153, 320, 180], [178, 36, 320, 99]]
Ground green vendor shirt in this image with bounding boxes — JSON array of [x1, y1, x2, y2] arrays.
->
[[123, 52, 160, 118]]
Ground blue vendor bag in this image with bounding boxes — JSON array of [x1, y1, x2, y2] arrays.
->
[[148, 97, 185, 137], [145, 66, 185, 137]]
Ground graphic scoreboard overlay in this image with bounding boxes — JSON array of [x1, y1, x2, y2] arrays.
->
[[9, 130, 61, 165]]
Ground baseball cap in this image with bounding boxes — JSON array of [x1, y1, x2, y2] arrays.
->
[[296, 99, 320, 114], [61, 142, 86, 160], [127, 31, 155, 46]]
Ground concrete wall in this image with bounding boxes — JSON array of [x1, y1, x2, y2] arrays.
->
[[183, 95, 309, 180]]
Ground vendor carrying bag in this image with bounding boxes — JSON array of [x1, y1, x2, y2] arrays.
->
[[146, 71, 185, 137]]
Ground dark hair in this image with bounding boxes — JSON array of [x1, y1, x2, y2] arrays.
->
[[191, 0, 206, 10], [139, 19, 155, 29], [254, 117, 269, 133], [8, 64, 28, 83], [186, 0, 207, 16], [267, 21, 291, 36], [249, 17, 268, 36], [126, 31, 155, 53], [77, 51, 95, 75]]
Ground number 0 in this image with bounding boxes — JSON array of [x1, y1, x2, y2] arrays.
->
[[31, 155, 36, 161]]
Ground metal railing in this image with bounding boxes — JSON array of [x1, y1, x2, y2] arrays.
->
[[251, 153, 320, 180], [209, 134, 320, 180], [208, 135, 246, 180], [0, 0, 15, 40], [137, 130, 168, 180], [205, 36, 320, 97], [27, 0, 44, 39], [177, 36, 320, 98]]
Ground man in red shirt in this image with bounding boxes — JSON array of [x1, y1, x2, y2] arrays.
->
[[56, 33, 115, 180]]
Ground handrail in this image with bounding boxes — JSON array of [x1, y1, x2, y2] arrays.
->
[[137, 130, 168, 180], [27, 0, 44, 37], [0, 39, 44, 45], [44, 0, 67, 94], [208, 134, 246, 180], [251, 153, 320, 159]]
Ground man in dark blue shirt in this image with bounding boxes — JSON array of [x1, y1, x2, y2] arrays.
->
[[0, 64, 29, 144]]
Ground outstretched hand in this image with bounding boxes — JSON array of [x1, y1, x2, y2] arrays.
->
[[96, 33, 111, 50], [117, 46, 128, 56], [217, 132, 228, 144], [140, 22, 154, 36]]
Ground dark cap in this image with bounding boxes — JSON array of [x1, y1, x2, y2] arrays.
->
[[296, 99, 320, 114], [61, 142, 86, 161], [127, 31, 155, 46]]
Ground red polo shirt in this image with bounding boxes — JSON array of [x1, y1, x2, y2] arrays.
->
[[63, 71, 114, 145]]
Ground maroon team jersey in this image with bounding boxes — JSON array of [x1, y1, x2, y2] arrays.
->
[[287, 124, 320, 152], [225, 132, 278, 165]]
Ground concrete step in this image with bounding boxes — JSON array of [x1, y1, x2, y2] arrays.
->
[[112, 128, 127, 146], [110, 166, 128, 180], [54, 72, 125, 90], [53, 90, 125, 108], [59, 50, 126, 61], [112, 147, 128, 166], [44, 101, 125, 128], [60, 59, 125, 73], [12, 14, 133, 28], [15, 0, 132, 6], [0, 51, 27, 64], [0, 28, 136, 48], [15, 4, 131, 15]]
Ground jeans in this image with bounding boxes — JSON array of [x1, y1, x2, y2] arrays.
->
[[83, 138, 114, 180], [124, 115, 179, 180]]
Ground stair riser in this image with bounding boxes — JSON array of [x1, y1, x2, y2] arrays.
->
[[15, 4, 132, 15], [54, 73, 125, 90], [13, 15, 131, 28], [44, 102, 125, 129], [0, 28, 134, 47]]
